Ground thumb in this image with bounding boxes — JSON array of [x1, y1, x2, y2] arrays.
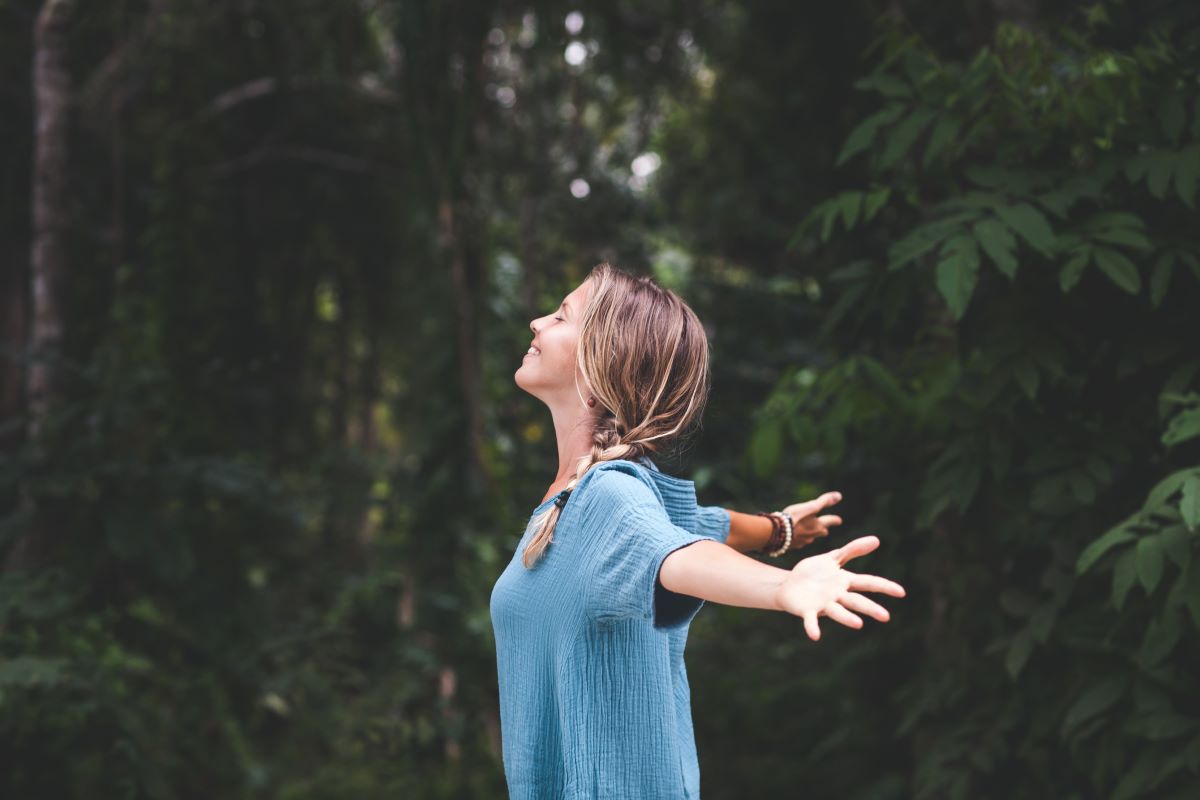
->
[[834, 535, 880, 566]]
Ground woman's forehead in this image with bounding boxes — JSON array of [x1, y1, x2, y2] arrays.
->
[[563, 282, 590, 308]]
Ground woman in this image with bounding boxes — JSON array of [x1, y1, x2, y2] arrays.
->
[[490, 263, 906, 799]]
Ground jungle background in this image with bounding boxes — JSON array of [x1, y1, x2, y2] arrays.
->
[[2, 0, 1199, 797]]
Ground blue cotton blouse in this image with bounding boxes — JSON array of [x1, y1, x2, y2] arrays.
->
[[489, 456, 731, 799]]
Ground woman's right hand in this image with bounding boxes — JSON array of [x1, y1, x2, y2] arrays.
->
[[774, 536, 906, 641]]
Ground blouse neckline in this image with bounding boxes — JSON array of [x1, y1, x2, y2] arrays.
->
[[528, 455, 695, 517]]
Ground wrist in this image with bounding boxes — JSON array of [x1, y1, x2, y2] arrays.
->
[[755, 510, 792, 556]]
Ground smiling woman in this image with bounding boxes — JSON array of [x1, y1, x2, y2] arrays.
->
[[491, 262, 905, 799]]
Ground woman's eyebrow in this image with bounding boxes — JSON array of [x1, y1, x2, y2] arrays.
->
[[561, 301, 571, 315]]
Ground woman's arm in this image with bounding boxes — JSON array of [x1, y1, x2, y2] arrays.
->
[[661, 538, 787, 608], [720, 491, 845, 553], [723, 509, 775, 553], [659, 536, 905, 640]]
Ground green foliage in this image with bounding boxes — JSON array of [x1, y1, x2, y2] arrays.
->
[[767, 4, 1200, 797]]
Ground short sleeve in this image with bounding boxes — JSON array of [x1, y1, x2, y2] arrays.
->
[[694, 504, 731, 544], [585, 501, 711, 630]]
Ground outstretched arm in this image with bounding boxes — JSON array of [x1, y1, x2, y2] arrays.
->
[[719, 491, 846, 554], [658, 535, 905, 640]]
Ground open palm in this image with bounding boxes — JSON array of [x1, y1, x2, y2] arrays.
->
[[775, 536, 906, 641]]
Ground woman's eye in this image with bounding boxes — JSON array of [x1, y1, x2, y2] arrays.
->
[[554, 316, 564, 321]]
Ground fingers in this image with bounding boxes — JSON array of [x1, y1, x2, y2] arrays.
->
[[817, 491, 842, 510], [816, 514, 842, 528], [789, 492, 843, 520], [848, 573, 906, 598], [803, 611, 821, 641], [823, 602, 863, 629], [839, 591, 891, 622], [834, 535, 880, 565]]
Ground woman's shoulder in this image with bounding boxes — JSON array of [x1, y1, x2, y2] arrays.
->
[[574, 458, 663, 513]]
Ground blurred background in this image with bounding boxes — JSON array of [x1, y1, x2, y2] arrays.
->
[[2, 0, 1199, 797]]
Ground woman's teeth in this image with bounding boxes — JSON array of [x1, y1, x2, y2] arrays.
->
[[527, 347, 540, 354]]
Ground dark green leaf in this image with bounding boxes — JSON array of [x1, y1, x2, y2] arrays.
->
[[973, 219, 1018, 278], [1136, 535, 1165, 594], [1093, 247, 1141, 294], [1059, 250, 1090, 293], [1091, 228, 1152, 250], [1029, 604, 1055, 643], [1125, 711, 1197, 741], [887, 213, 975, 270], [880, 108, 936, 170], [1160, 525, 1192, 569], [923, 115, 962, 167], [1149, 469, 1198, 509], [836, 106, 903, 166], [1113, 548, 1138, 609], [1146, 151, 1174, 198], [1005, 630, 1033, 679], [1076, 523, 1135, 574], [863, 187, 891, 221], [1088, 212, 1145, 231], [936, 235, 981, 319], [853, 74, 911, 98], [1062, 677, 1125, 735], [1150, 253, 1174, 308], [1181, 475, 1200, 532], [1163, 408, 1200, 447], [1140, 612, 1184, 667], [839, 191, 863, 231], [995, 203, 1056, 256]]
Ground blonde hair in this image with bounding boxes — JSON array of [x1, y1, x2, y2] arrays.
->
[[522, 262, 712, 568]]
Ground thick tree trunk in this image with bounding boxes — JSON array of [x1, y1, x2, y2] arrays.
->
[[28, 0, 71, 444], [5, 0, 72, 577]]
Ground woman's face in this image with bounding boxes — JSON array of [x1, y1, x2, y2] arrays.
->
[[515, 280, 591, 403]]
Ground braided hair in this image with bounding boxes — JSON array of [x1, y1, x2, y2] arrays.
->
[[522, 263, 711, 568]]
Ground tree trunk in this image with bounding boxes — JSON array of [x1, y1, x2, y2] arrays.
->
[[5, 0, 72, 576], [28, 0, 71, 444]]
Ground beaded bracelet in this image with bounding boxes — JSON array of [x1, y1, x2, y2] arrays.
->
[[767, 511, 793, 557], [754, 511, 793, 557], [755, 511, 782, 552]]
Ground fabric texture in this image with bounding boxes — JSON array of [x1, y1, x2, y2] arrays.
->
[[489, 455, 731, 799]]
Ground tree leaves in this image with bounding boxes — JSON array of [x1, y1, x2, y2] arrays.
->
[[923, 115, 962, 166], [973, 219, 1018, 278], [1181, 476, 1200, 532], [783, 16, 1200, 798], [836, 105, 903, 166], [1076, 521, 1137, 574], [1062, 676, 1125, 736], [936, 235, 981, 319], [1093, 247, 1141, 293], [879, 107, 936, 169], [1136, 535, 1165, 594], [994, 203, 1056, 256]]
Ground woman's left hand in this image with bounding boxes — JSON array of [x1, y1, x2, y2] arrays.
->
[[775, 535, 905, 641], [781, 491, 844, 551]]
